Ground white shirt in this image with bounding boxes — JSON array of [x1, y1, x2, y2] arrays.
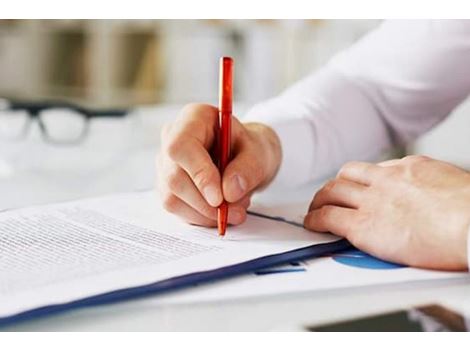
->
[[246, 20, 470, 186], [245, 20, 470, 265]]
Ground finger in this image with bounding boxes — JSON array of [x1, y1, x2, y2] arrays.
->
[[337, 161, 385, 185], [309, 179, 367, 211], [162, 193, 217, 227], [222, 147, 265, 203], [166, 136, 223, 207], [226, 205, 248, 225], [168, 103, 219, 148], [231, 193, 252, 210], [163, 104, 223, 207], [162, 193, 246, 226], [161, 163, 218, 220], [158, 162, 251, 224], [303, 206, 360, 238]]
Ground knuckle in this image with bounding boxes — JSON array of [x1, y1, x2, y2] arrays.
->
[[319, 205, 334, 221], [180, 103, 202, 117], [383, 164, 403, 177], [303, 212, 315, 228], [407, 160, 427, 178], [192, 165, 215, 189], [402, 155, 429, 164], [401, 155, 415, 162], [199, 204, 215, 218], [323, 179, 337, 193], [162, 194, 180, 213], [166, 138, 183, 160], [311, 184, 331, 208], [196, 198, 217, 217], [400, 155, 431, 177], [337, 162, 356, 177], [165, 168, 185, 193], [179, 103, 215, 122], [419, 155, 431, 161]]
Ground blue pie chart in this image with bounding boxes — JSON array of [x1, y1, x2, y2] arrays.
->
[[332, 249, 405, 270]]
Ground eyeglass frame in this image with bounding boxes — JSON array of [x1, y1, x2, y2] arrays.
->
[[0, 98, 129, 144]]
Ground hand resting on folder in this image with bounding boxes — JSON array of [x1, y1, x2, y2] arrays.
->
[[304, 157, 470, 271], [157, 104, 470, 271]]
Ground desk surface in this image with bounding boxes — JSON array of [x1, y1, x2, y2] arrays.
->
[[3, 279, 470, 331], [1, 105, 469, 331]]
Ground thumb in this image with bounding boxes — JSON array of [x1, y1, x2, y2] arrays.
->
[[222, 148, 265, 203]]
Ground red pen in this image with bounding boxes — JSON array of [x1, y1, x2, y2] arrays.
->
[[217, 57, 233, 237]]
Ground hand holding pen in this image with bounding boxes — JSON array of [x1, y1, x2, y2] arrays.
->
[[156, 58, 282, 233]]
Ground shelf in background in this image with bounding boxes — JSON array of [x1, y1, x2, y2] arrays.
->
[[0, 20, 379, 109]]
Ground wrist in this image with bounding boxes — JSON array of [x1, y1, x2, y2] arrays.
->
[[244, 122, 282, 187]]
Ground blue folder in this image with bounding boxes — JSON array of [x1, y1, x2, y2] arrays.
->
[[0, 211, 351, 327]]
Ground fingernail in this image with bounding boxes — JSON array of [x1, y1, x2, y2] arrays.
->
[[232, 175, 247, 198], [203, 185, 220, 206]]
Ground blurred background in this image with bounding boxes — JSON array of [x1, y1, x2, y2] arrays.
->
[[0, 19, 468, 209], [0, 19, 379, 106]]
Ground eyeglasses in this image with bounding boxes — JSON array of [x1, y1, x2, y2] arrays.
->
[[0, 98, 129, 145]]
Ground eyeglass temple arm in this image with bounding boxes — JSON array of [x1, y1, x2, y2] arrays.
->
[[5, 99, 130, 118]]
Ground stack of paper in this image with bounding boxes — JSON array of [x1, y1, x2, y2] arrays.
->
[[0, 191, 341, 323]]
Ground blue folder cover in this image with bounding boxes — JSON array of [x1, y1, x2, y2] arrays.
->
[[0, 211, 351, 327]]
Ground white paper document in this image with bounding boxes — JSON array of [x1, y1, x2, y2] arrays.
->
[[0, 191, 337, 319], [154, 251, 469, 305], [150, 199, 470, 305]]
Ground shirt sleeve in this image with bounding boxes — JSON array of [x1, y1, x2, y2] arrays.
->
[[244, 20, 470, 189]]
